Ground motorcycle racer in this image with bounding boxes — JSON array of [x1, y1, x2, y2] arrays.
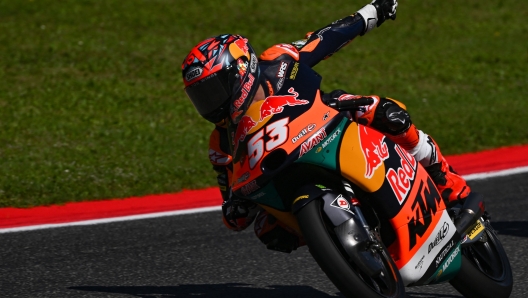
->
[[181, 0, 470, 253]]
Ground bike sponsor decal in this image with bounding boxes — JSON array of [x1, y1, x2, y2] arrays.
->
[[330, 194, 353, 213], [316, 127, 341, 153], [358, 126, 389, 179], [236, 172, 250, 184], [292, 123, 316, 143], [467, 220, 484, 240], [293, 195, 309, 204], [435, 240, 454, 267], [289, 62, 299, 80], [299, 128, 327, 157], [185, 67, 203, 82], [259, 87, 309, 120], [241, 180, 260, 196], [407, 178, 443, 250], [233, 73, 255, 110], [321, 128, 341, 149], [397, 211, 456, 285], [387, 145, 417, 205], [428, 222, 449, 253], [323, 111, 330, 121], [250, 191, 266, 200], [415, 255, 425, 271], [442, 245, 460, 272]]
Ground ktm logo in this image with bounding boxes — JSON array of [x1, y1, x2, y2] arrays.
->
[[407, 178, 443, 250]]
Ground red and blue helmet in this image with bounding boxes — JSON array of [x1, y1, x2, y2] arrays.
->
[[182, 34, 260, 124]]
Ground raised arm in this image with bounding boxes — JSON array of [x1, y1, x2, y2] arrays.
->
[[295, 0, 397, 67]]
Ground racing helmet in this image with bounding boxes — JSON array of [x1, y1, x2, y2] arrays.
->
[[182, 34, 260, 124]]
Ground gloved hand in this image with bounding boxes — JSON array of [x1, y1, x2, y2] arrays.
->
[[322, 89, 375, 111], [356, 0, 397, 34], [371, 0, 398, 26], [222, 198, 260, 231]]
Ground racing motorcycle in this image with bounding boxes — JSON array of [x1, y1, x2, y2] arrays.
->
[[226, 61, 513, 298]]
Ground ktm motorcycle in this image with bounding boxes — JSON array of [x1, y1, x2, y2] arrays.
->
[[227, 61, 513, 298]]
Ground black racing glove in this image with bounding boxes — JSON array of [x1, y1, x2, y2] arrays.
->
[[322, 89, 375, 111], [357, 0, 397, 34], [222, 197, 260, 231], [371, 0, 398, 26]]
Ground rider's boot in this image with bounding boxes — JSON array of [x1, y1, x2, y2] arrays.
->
[[387, 125, 471, 207], [254, 210, 305, 253]]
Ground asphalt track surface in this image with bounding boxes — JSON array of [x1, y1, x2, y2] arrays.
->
[[2, 173, 527, 298]]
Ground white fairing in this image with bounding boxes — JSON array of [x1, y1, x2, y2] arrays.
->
[[398, 211, 457, 285]]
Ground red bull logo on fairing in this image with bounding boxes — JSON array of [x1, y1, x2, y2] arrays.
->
[[260, 87, 309, 120], [358, 126, 389, 179]]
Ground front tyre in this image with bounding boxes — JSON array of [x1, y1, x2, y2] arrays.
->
[[296, 199, 405, 298], [449, 221, 513, 298]]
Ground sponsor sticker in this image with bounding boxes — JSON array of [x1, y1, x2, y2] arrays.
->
[[359, 126, 389, 179], [428, 222, 450, 253], [289, 62, 299, 80], [330, 194, 353, 213], [292, 123, 316, 143], [467, 220, 484, 240], [185, 67, 203, 82], [386, 145, 417, 205], [435, 240, 454, 267], [299, 128, 327, 157], [241, 180, 259, 196]]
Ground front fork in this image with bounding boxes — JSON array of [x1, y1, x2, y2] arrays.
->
[[293, 181, 385, 277]]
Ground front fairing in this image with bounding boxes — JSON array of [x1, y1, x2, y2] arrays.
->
[[228, 62, 341, 199]]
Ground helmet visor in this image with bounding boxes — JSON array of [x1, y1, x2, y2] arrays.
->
[[184, 66, 240, 117]]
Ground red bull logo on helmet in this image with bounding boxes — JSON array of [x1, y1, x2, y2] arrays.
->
[[233, 73, 255, 111], [260, 87, 309, 121], [358, 125, 389, 179]]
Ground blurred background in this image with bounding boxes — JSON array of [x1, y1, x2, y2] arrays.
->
[[0, 0, 526, 207]]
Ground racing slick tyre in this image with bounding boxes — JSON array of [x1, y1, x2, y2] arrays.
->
[[296, 199, 405, 298], [449, 221, 513, 298]]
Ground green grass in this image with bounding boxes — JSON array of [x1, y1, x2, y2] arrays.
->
[[0, 0, 527, 207]]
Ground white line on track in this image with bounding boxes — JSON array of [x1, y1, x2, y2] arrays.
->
[[2, 165, 528, 234]]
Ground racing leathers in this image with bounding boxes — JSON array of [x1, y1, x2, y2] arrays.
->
[[208, 6, 470, 253]]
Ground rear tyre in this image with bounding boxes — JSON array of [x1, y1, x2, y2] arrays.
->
[[449, 221, 513, 298], [296, 199, 405, 298]]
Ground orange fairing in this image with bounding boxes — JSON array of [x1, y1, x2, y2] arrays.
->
[[231, 90, 338, 193], [339, 124, 388, 193], [388, 166, 447, 268]]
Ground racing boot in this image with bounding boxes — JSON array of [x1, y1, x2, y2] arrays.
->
[[254, 211, 305, 253], [389, 126, 471, 206]]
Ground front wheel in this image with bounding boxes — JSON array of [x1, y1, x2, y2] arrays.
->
[[449, 220, 513, 298], [296, 199, 405, 298]]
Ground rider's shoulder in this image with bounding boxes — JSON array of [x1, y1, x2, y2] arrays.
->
[[259, 43, 300, 62]]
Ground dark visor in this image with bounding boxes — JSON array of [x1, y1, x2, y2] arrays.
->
[[185, 65, 240, 117]]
